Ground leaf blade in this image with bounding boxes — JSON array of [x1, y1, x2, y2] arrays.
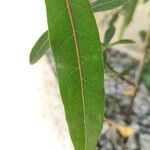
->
[[142, 61, 150, 91], [91, 0, 127, 12], [107, 39, 135, 48], [104, 25, 116, 45], [45, 0, 104, 150], [29, 31, 49, 64], [119, 0, 139, 38]]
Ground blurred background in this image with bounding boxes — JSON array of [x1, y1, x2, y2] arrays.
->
[[0, 0, 149, 150], [94, 1, 150, 149]]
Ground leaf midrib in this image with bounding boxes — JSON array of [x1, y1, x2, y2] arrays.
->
[[65, 0, 87, 148]]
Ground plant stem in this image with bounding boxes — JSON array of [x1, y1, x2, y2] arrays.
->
[[106, 62, 136, 87], [126, 29, 150, 124]]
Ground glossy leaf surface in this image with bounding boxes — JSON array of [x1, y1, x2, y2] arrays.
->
[[45, 0, 104, 150]]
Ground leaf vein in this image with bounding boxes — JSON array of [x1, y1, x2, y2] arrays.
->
[[65, 0, 87, 148]]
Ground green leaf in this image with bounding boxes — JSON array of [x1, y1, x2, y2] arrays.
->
[[91, 0, 127, 12], [109, 12, 119, 26], [119, 0, 138, 38], [45, 1, 104, 150], [29, 31, 50, 64], [142, 61, 150, 92], [139, 30, 147, 43], [104, 25, 116, 45], [107, 39, 135, 48]]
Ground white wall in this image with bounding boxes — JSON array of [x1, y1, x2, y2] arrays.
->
[[0, 1, 73, 149]]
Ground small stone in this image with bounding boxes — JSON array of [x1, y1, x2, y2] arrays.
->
[[117, 83, 126, 95], [127, 136, 137, 150], [101, 143, 112, 150], [131, 115, 139, 124], [142, 116, 150, 126], [130, 124, 140, 133], [105, 143, 113, 150], [105, 80, 116, 95], [140, 134, 150, 150], [133, 98, 149, 118]]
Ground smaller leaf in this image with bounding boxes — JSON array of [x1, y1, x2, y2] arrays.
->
[[104, 26, 116, 45], [139, 30, 147, 43], [142, 61, 150, 91], [29, 31, 50, 65], [119, 0, 138, 38], [91, 0, 127, 12], [109, 12, 119, 26], [107, 39, 135, 48]]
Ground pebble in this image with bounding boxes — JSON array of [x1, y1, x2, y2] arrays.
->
[[98, 51, 150, 149], [127, 136, 138, 150], [142, 116, 150, 126], [140, 134, 150, 150], [133, 98, 149, 118]]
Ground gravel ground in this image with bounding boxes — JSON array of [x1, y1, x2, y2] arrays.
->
[[97, 50, 150, 150]]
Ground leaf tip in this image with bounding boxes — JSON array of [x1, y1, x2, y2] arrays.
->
[[29, 52, 36, 65]]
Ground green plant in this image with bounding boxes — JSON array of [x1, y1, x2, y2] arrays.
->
[[29, 0, 150, 149]]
